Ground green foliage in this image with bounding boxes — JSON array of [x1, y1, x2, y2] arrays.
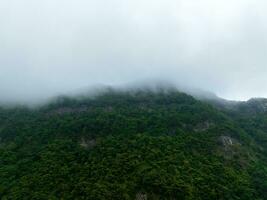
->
[[0, 90, 266, 199]]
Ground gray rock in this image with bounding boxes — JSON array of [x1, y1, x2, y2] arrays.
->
[[79, 137, 96, 149], [136, 192, 147, 200], [194, 121, 214, 132]]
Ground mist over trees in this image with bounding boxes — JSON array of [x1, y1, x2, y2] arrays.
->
[[1, 88, 267, 199]]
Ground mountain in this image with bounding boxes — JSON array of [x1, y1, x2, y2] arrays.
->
[[0, 88, 267, 199]]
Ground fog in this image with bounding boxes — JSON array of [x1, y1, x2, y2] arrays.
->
[[1, 0, 267, 103]]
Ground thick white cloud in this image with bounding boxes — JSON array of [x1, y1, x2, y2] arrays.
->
[[0, 0, 267, 102]]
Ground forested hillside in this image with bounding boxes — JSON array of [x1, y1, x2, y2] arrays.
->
[[0, 89, 267, 199]]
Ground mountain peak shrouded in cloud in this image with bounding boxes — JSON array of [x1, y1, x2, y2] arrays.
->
[[1, 0, 267, 103]]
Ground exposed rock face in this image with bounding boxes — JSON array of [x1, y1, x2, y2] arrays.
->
[[136, 192, 147, 200], [217, 136, 249, 167], [194, 121, 214, 132], [218, 136, 235, 147], [218, 135, 241, 154], [79, 137, 96, 149]]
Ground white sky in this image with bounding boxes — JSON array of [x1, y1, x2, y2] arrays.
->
[[1, 0, 267, 102]]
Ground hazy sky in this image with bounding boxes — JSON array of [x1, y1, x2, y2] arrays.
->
[[1, 0, 267, 103]]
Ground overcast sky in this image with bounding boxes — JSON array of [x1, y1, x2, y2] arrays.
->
[[1, 0, 267, 103]]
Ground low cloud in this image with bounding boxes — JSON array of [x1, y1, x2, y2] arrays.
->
[[1, 0, 267, 103]]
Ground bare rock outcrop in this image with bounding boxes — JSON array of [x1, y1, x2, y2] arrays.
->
[[79, 137, 96, 149], [217, 135, 249, 167], [136, 192, 147, 200], [194, 121, 214, 132]]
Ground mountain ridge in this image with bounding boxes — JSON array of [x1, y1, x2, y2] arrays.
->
[[0, 87, 267, 199]]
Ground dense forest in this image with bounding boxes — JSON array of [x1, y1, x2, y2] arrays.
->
[[0, 88, 267, 199]]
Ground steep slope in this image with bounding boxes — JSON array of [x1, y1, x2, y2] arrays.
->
[[0, 89, 266, 199]]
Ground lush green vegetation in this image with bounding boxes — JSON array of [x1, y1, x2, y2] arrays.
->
[[0, 89, 267, 199]]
